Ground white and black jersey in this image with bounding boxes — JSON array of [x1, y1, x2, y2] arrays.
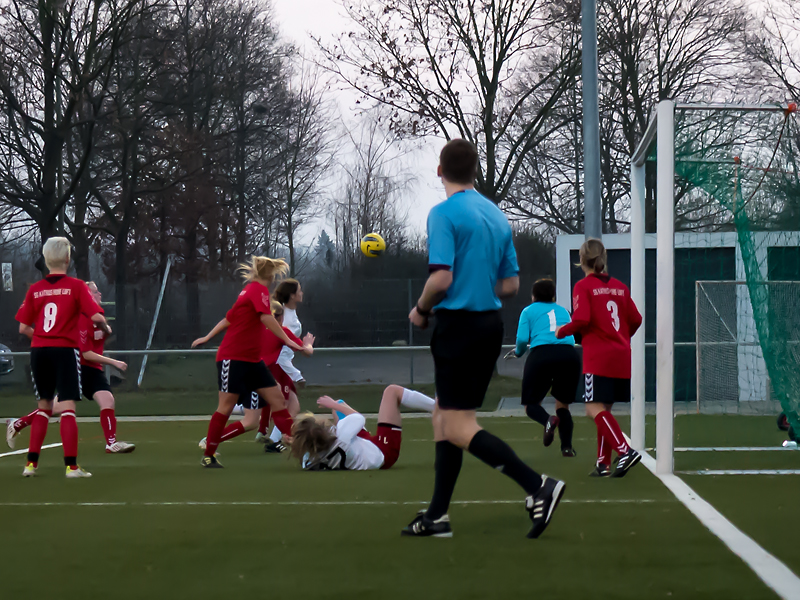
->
[[302, 413, 384, 471]]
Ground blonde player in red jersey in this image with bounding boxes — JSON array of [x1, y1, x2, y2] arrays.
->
[[556, 238, 643, 477], [8, 281, 134, 454], [191, 256, 305, 468], [13, 237, 111, 478], [197, 301, 314, 450]]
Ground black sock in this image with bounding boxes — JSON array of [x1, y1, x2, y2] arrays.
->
[[26, 452, 39, 464], [64, 456, 77, 467], [556, 408, 574, 449], [525, 403, 549, 426], [425, 441, 463, 521], [468, 430, 543, 495]]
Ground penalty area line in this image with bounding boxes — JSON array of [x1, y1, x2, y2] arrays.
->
[[0, 498, 662, 508], [631, 437, 800, 600], [0, 443, 62, 459]]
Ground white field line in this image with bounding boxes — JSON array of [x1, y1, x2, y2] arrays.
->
[[631, 437, 800, 600], [676, 447, 799, 452], [0, 443, 62, 459], [0, 498, 662, 508], [678, 470, 800, 476]]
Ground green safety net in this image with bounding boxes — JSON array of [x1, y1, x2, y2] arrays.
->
[[648, 105, 800, 440]]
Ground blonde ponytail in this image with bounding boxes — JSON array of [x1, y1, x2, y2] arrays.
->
[[238, 255, 290, 284], [579, 238, 607, 274]]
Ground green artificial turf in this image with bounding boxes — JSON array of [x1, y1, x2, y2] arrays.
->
[[0, 417, 791, 600]]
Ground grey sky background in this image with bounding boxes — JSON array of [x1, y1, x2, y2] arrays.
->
[[271, 0, 447, 245]]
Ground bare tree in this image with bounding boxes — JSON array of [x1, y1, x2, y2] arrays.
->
[[318, 0, 580, 204]]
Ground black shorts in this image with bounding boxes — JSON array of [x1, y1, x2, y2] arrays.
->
[[583, 374, 631, 404], [431, 310, 503, 410], [81, 365, 111, 400], [31, 347, 82, 402], [240, 391, 267, 410], [522, 345, 581, 405], [216, 360, 276, 396]]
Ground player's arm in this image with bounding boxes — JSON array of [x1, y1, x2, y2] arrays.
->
[[15, 290, 35, 339], [192, 318, 229, 347], [557, 286, 591, 338], [317, 395, 357, 416], [297, 332, 315, 356], [412, 209, 453, 328], [496, 230, 520, 300], [626, 293, 643, 336], [90, 312, 112, 335], [261, 313, 304, 352], [82, 350, 128, 372], [417, 270, 453, 313], [19, 323, 34, 339], [512, 309, 531, 358]]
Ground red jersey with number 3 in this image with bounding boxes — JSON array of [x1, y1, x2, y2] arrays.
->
[[79, 310, 106, 370], [216, 281, 273, 363], [557, 273, 642, 378], [15, 275, 100, 348]]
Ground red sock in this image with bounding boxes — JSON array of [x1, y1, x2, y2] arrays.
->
[[220, 421, 246, 443], [100, 408, 117, 446], [205, 411, 229, 457], [27, 410, 52, 465], [258, 406, 271, 435], [594, 411, 629, 455], [60, 411, 79, 465], [271, 409, 294, 436], [597, 432, 612, 467], [15, 410, 38, 432]]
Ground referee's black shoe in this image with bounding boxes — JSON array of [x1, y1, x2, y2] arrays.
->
[[401, 511, 453, 538], [589, 463, 611, 477], [543, 415, 559, 447], [526, 475, 566, 539], [201, 455, 223, 468], [611, 449, 641, 478], [264, 440, 286, 454]]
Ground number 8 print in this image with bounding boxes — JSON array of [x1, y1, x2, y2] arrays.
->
[[606, 300, 620, 331], [43, 302, 58, 332]]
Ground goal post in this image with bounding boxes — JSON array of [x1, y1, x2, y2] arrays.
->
[[630, 100, 800, 474]]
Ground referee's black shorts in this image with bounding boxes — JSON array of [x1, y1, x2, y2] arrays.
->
[[431, 309, 503, 411], [521, 344, 581, 406]]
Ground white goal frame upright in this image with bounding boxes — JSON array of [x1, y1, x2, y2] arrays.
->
[[629, 100, 792, 475]]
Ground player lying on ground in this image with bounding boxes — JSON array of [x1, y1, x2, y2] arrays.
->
[[13, 237, 111, 478], [290, 385, 435, 470], [505, 278, 580, 457], [198, 300, 313, 450], [556, 238, 643, 478], [8, 281, 135, 454], [191, 256, 305, 468]]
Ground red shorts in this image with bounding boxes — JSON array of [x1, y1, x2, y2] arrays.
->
[[357, 424, 402, 470], [268, 364, 297, 401]]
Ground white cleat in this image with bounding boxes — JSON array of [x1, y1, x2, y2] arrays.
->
[[105, 441, 135, 454], [22, 463, 37, 477], [199, 437, 207, 451], [65, 466, 92, 478], [6, 418, 19, 450]]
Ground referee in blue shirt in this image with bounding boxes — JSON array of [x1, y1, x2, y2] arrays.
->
[[402, 140, 566, 539], [505, 278, 581, 456]]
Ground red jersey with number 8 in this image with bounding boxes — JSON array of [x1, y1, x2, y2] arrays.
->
[[557, 273, 642, 378], [15, 275, 101, 348]]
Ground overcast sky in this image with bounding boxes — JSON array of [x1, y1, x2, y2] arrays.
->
[[270, 0, 446, 243]]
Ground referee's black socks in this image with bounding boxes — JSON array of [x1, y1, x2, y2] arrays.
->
[[525, 404, 549, 426], [468, 430, 543, 495], [556, 407, 574, 449], [425, 441, 464, 521]]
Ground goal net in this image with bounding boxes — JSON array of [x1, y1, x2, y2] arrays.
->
[[631, 102, 800, 473], [696, 280, 800, 414]]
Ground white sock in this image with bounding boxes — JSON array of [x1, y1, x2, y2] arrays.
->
[[269, 425, 282, 443], [400, 389, 435, 413]]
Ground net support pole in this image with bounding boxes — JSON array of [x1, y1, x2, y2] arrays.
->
[[137, 256, 173, 388], [581, 0, 602, 240], [656, 100, 675, 475], [630, 162, 646, 450]]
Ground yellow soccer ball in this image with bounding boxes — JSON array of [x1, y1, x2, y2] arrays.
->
[[360, 233, 386, 257]]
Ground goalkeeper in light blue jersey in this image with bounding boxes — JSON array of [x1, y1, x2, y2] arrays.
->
[[505, 279, 581, 456]]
